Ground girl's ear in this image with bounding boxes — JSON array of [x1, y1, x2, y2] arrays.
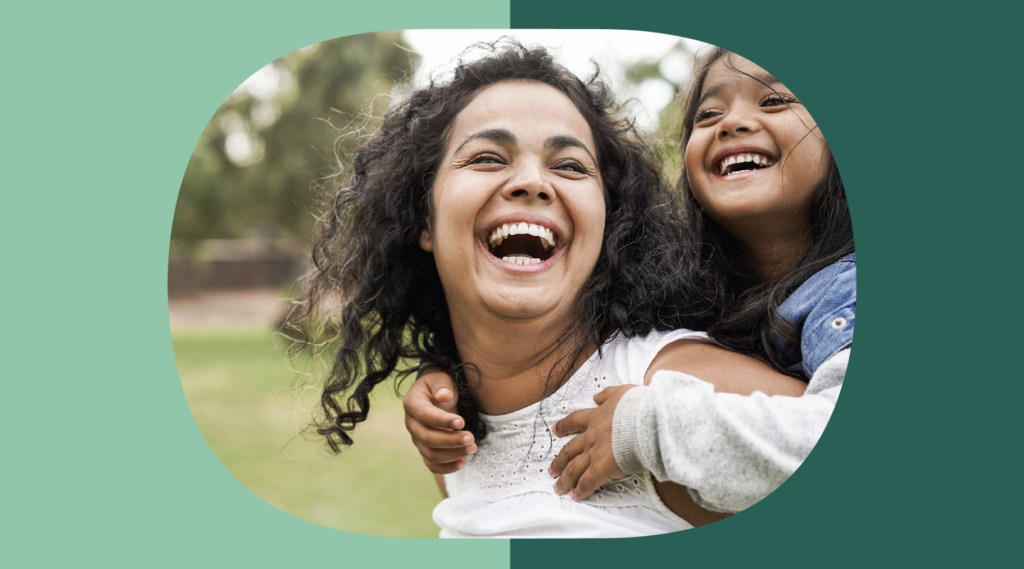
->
[[419, 221, 434, 253]]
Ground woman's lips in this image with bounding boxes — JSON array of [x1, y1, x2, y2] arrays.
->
[[479, 239, 562, 272]]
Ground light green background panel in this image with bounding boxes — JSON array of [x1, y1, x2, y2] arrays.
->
[[1, 1, 509, 567]]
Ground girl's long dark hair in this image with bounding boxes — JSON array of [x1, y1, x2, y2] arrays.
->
[[287, 40, 712, 452], [679, 47, 855, 377]]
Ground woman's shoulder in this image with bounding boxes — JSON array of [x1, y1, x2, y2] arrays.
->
[[596, 328, 710, 386]]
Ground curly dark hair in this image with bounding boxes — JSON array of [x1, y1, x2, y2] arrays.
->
[[678, 47, 855, 377], [286, 40, 713, 452]]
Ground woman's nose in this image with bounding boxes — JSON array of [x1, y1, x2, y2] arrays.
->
[[501, 160, 552, 202]]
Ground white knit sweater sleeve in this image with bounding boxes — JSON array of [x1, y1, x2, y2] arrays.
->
[[611, 348, 848, 513]]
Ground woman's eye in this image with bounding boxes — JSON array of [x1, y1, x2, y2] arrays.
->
[[555, 161, 587, 174], [468, 153, 505, 165]]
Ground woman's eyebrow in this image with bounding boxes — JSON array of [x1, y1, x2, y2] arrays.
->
[[546, 135, 597, 165], [453, 128, 518, 155], [697, 72, 783, 109]]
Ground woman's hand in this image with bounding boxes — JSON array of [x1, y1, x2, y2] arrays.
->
[[403, 367, 477, 475], [548, 385, 635, 500]]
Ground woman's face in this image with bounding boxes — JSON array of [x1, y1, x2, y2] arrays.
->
[[420, 81, 605, 325], [684, 54, 828, 234]]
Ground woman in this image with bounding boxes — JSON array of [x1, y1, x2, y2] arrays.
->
[[289, 41, 804, 537]]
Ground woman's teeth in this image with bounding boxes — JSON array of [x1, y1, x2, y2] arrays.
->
[[718, 153, 775, 176], [502, 255, 542, 265], [488, 222, 556, 250]]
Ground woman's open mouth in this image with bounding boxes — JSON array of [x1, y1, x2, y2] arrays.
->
[[715, 152, 776, 177], [485, 221, 558, 266]]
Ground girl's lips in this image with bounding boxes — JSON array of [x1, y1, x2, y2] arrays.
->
[[712, 164, 774, 181]]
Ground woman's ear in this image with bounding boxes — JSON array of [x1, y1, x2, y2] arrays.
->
[[419, 221, 434, 253]]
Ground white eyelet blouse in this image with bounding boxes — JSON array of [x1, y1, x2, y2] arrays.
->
[[433, 328, 708, 538]]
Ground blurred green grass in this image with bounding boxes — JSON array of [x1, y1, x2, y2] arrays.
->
[[172, 330, 442, 538]]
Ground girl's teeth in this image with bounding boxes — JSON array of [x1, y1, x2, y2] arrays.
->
[[718, 153, 776, 175]]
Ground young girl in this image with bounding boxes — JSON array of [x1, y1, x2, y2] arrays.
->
[[406, 46, 855, 519]]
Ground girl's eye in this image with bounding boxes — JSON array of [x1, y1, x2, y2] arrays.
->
[[694, 108, 721, 123], [761, 93, 797, 108]]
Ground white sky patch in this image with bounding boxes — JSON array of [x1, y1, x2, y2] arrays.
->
[[403, 30, 706, 131], [231, 61, 295, 102]]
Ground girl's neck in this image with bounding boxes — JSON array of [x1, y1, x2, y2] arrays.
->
[[448, 309, 589, 415], [727, 217, 812, 282]]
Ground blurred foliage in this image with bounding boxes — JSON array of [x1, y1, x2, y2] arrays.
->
[[173, 32, 418, 256], [622, 39, 697, 188]]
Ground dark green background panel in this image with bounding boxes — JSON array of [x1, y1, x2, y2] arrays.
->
[[510, 0, 1019, 566]]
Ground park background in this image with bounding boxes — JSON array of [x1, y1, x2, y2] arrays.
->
[[170, 29, 708, 538], [2, 0, 1019, 568]]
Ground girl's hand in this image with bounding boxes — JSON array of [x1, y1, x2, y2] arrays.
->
[[548, 385, 635, 500], [403, 367, 477, 474]]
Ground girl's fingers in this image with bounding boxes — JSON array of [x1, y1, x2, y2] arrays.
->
[[573, 466, 613, 501], [549, 435, 585, 479], [422, 457, 466, 475], [593, 384, 633, 405], [408, 421, 475, 449], [552, 408, 593, 437], [418, 443, 478, 465], [420, 370, 459, 413], [404, 381, 464, 430], [553, 454, 589, 497]]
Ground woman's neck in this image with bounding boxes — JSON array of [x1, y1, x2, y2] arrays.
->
[[448, 309, 589, 415]]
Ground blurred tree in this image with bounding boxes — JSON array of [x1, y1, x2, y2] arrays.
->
[[172, 32, 418, 255], [621, 40, 696, 187]]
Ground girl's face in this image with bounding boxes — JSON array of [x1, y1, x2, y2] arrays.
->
[[420, 81, 605, 325], [684, 55, 828, 234]]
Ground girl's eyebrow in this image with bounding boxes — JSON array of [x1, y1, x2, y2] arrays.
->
[[697, 72, 783, 109], [453, 128, 518, 155]]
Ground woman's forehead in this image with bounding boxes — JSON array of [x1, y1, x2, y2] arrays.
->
[[447, 81, 596, 150]]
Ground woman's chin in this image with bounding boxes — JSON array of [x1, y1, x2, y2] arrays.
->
[[480, 288, 566, 322]]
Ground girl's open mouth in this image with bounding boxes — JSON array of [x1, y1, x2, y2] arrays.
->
[[715, 152, 776, 178], [485, 221, 558, 266]]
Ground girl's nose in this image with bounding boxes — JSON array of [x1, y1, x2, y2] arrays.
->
[[502, 161, 552, 202], [717, 110, 758, 140]]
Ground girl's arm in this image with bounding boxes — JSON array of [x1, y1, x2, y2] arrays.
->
[[551, 341, 844, 524], [617, 346, 847, 515]]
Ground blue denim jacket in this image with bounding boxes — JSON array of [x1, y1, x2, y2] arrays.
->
[[776, 254, 856, 378]]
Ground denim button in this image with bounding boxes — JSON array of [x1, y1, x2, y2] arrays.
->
[[831, 317, 847, 329]]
